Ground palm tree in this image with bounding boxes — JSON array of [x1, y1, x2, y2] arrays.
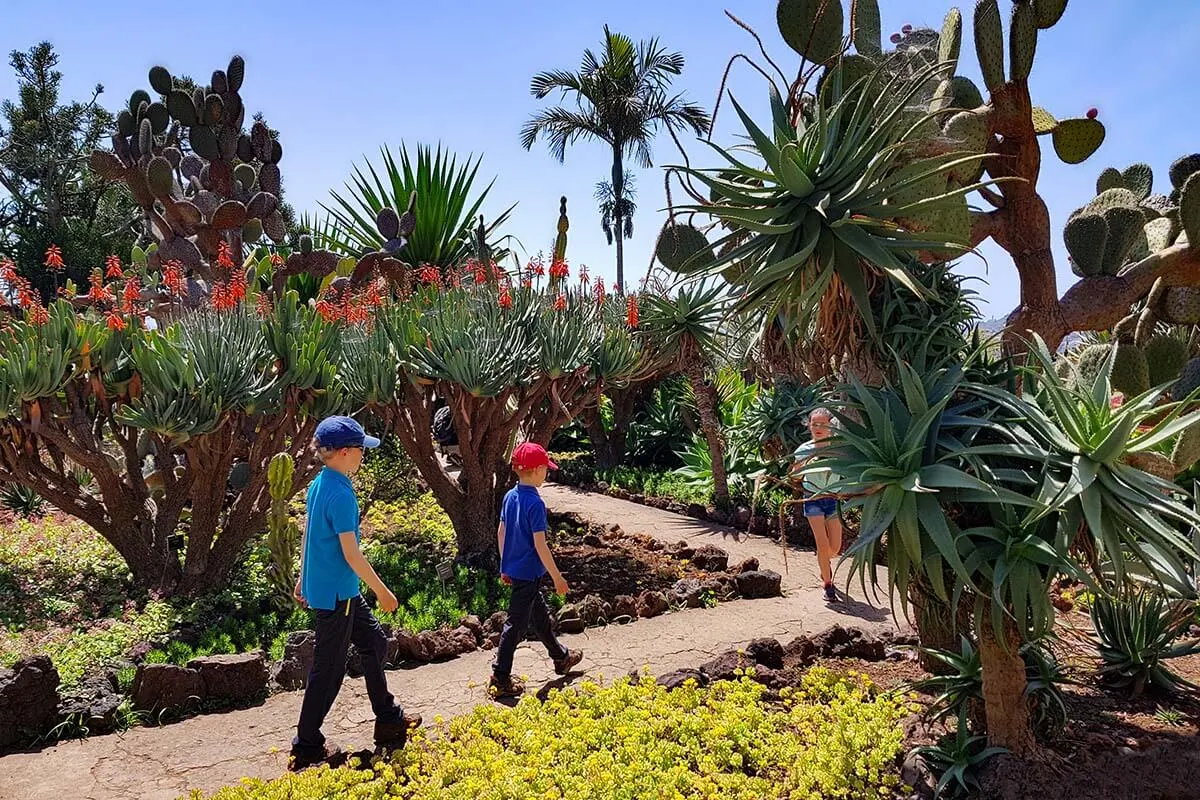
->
[[521, 27, 710, 292], [595, 176, 636, 249]]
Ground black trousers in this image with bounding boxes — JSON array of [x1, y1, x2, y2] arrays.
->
[[293, 594, 402, 751], [492, 578, 568, 679]]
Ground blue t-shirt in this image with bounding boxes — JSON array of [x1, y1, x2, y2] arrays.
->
[[500, 484, 548, 581], [300, 467, 361, 610]]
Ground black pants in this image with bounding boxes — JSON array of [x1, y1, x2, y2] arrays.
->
[[492, 578, 568, 679], [293, 595, 402, 752]]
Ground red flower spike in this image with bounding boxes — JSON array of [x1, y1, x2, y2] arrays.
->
[[626, 295, 639, 328], [105, 311, 127, 332], [0, 258, 17, 284], [418, 265, 441, 286], [216, 241, 235, 270], [255, 293, 273, 319], [498, 286, 513, 309], [28, 304, 49, 326], [44, 244, 64, 271], [579, 265, 590, 285], [121, 277, 141, 314], [550, 260, 569, 281], [269, 253, 284, 268], [105, 255, 124, 279], [553, 293, 566, 311]]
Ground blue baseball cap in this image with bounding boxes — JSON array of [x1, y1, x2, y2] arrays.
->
[[315, 416, 381, 450]]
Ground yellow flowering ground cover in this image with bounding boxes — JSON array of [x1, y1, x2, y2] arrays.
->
[[194, 668, 914, 800]]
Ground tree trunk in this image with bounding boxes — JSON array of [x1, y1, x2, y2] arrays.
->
[[585, 383, 649, 470], [612, 149, 625, 293], [908, 578, 973, 674], [686, 361, 728, 503], [978, 616, 1037, 756]]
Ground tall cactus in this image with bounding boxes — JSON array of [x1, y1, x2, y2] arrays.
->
[[265, 452, 301, 610]]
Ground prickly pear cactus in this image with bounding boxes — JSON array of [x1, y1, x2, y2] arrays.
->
[[655, 223, 715, 273], [777, 0, 845, 64]]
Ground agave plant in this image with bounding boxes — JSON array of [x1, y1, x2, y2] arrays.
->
[[0, 482, 46, 518], [323, 143, 516, 268], [669, 60, 996, 365], [914, 709, 1008, 800], [1090, 590, 1200, 696]]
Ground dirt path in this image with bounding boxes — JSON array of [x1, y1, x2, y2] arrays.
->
[[0, 484, 897, 800]]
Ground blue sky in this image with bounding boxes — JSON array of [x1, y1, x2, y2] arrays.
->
[[3, 0, 1198, 315]]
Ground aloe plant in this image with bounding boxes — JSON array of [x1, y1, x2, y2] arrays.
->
[[0, 292, 342, 596], [1091, 589, 1200, 696]]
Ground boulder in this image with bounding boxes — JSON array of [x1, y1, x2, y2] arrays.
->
[[656, 668, 709, 690], [644, 538, 666, 552], [701, 576, 737, 602], [58, 673, 122, 735], [750, 666, 789, 690], [685, 502, 708, 519], [188, 652, 269, 705], [611, 594, 639, 621], [809, 625, 886, 661], [417, 627, 477, 661], [577, 594, 611, 626], [731, 557, 760, 574], [392, 629, 430, 663], [670, 578, 705, 608], [459, 615, 484, 643], [637, 590, 669, 618], [690, 545, 729, 572], [699, 650, 753, 681], [744, 638, 785, 670], [483, 612, 508, 635], [748, 516, 770, 536], [734, 570, 782, 599], [707, 508, 732, 527], [665, 540, 695, 560], [582, 533, 603, 547], [901, 751, 937, 800], [272, 630, 315, 690], [131, 663, 204, 713], [783, 635, 820, 666], [0, 656, 61, 748]]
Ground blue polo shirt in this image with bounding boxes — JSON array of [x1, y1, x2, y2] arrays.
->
[[500, 484, 548, 581], [300, 467, 361, 611]]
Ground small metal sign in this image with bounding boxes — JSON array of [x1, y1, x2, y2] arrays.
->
[[436, 560, 455, 582]]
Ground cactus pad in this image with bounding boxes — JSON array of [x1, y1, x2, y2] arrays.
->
[[189, 126, 219, 161], [258, 163, 281, 196], [1171, 423, 1200, 469], [233, 163, 258, 191], [1009, 1, 1037, 81], [1144, 217, 1175, 253], [1172, 357, 1200, 401], [1074, 343, 1112, 389], [1100, 206, 1145, 274], [1168, 154, 1200, 191], [1033, 0, 1069, 29], [973, 0, 1006, 92], [166, 90, 197, 127], [376, 207, 401, 240], [1052, 118, 1105, 164], [129, 90, 151, 117], [1086, 188, 1138, 214], [263, 210, 287, 244], [1181, 172, 1200, 248], [147, 156, 175, 198], [655, 223, 716, 272], [1095, 168, 1123, 195], [1110, 342, 1150, 397], [1145, 335, 1189, 387], [1063, 213, 1107, 277], [246, 192, 277, 221], [148, 66, 174, 96], [227, 56, 245, 94], [1118, 163, 1154, 201], [1163, 287, 1200, 325], [211, 200, 248, 231], [949, 76, 984, 111], [777, 0, 846, 64], [1031, 107, 1057, 135], [938, 8, 963, 70], [851, 0, 881, 56], [146, 102, 169, 135]]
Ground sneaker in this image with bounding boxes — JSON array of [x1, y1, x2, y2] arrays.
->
[[374, 713, 423, 750], [288, 742, 342, 772], [488, 674, 525, 698], [823, 583, 838, 602], [553, 648, 584, 676]]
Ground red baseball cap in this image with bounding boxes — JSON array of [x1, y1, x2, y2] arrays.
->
[[511, 442, 558, 471]]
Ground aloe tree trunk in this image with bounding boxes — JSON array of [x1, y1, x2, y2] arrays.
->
[[978, 616, 1037, 756], [584, 383, 650, 470], [612, 148, 625, 293], [685, 360, 728, 503]]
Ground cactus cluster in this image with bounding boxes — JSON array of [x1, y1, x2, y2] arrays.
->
[[1064, 156, 1200, 279], [88, 56, 415, 312], [265, 452, 301, 610]]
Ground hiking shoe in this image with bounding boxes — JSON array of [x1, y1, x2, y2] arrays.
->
[[823, 583, 838, 603], [488, 674, 525, 698], [374, 714, 423, 749], [553, 648, 584, 676], [289, 743, 342, 772]]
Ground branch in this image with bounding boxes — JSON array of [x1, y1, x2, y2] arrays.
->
[[1059, 244, 1200, 335]]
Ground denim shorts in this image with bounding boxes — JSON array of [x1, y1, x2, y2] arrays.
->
[[803, 497, 838, 518]]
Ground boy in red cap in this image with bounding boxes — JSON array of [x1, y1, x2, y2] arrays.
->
[[488, 442, 583, 697]]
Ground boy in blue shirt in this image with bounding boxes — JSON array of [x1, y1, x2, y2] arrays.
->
[[488, 442, 583, 697], [289, 416, 421, 770]]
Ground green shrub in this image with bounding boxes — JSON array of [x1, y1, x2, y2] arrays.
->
[[41, 601, 175, 686], [193, 669, 913, 800]]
